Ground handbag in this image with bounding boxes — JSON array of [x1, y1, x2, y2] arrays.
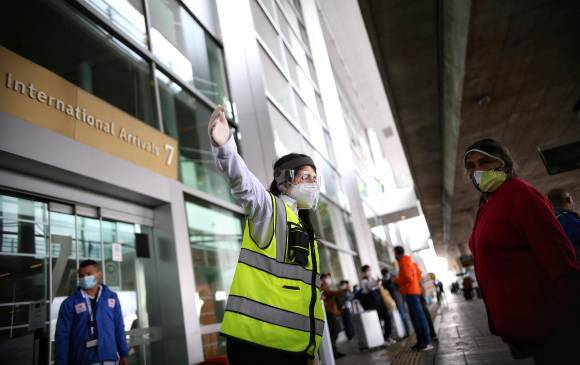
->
[[379, 286, 396, 311]]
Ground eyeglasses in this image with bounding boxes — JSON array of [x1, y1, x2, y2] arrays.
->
[[296, 172, 318, 183]]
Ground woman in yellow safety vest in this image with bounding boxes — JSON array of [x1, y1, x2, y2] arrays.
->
[[208, 106, 325, 365]]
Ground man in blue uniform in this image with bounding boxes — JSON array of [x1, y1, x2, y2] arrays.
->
[[55, 260, 129, 365]]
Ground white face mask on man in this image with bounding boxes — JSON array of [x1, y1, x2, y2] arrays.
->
[[287, 182, 320, 210]]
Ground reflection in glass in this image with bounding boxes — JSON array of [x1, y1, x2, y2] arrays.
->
[[0, 195, 49, 359], [157, 71, 235, 202], [83, 0, 147, 45], [317, 244, 343, 283], [150, 0, 230, 105], [0, 1, 157, 127], [186, 200, 243, 327]]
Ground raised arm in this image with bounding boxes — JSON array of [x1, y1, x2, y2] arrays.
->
[[208, 106, 274, 247]]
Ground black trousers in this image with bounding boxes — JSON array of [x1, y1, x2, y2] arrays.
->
[[226, 336, 309, 365], [327, 314, 340, 355]]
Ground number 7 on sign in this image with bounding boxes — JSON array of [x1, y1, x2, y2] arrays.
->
[[164, 144, 175, 166]]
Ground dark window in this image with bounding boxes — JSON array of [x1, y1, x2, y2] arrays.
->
[[1, 0, 157, 127]]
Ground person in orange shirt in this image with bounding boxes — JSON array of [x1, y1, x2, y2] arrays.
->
[[394, 246, 433, 351]]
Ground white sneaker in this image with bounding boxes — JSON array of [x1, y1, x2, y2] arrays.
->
[[384, 338, 396, 345], [419, 344, 434, 351]]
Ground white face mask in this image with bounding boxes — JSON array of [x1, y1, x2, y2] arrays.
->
[[287, 182, 320, 209]]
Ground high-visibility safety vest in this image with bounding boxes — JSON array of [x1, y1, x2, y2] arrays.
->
[[220, 194, 324, 357]]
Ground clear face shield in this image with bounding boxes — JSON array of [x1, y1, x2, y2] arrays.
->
[[275, 169, 322, 210]]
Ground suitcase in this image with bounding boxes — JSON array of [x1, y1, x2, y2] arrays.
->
[[391, 308, 406, 338], [352, 310, 384, 351]]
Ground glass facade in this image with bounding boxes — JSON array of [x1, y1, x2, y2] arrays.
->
[[2, 0, 236, 205], [1, 0, 157, 127], [150, 0, 230, 106], [185, 198, 244, 358]]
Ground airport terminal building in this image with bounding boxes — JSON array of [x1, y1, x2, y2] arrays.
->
[[0, 0, 416, 363]]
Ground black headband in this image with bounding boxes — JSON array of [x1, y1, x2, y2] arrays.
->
[[275, 156, 316, 172]]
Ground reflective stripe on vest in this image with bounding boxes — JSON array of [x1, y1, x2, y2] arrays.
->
[[238, 248, 321, 288], [226, 295, 324, 336]]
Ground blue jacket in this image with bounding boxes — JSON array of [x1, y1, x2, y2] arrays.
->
[[556, 209, 580, 256], [55, 285, 129, 365]]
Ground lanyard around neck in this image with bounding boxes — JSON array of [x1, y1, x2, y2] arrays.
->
[[81, 285, 102, 336]]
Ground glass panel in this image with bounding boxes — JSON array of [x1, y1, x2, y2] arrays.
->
[[0, 195, 50, 363], [269, 102, 305, 157], [102, 220, 153, 364], [324, 131, 336, 164], [259, 48, 295, 118], [0, 0, 157, 127], [77, 216, 102, 262], [258, 0, 276, 20], [279, 0, 300, 34], [186, 200, 243, 327], [251, 0, 283, 63], [317, 199, 336, 243], [317, 245, 343, 283], [343, 212, 358, 253], [50, 212, 78, 299], [157, 71, 235, 203], [316, 93, 326, 122], [150, 0, 230, 105], [83, 0, 147, 45], [308, 58, 318, 87]]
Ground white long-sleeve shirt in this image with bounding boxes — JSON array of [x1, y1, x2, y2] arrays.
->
[[213, 136, 298, 247]]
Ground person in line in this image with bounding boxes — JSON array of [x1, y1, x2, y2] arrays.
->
[[337, 280, 356, 340], [381, 268, 409, 338], [547, 188, 580, 258], [394, 246, 433, 351], [462, 274, 474, 300], [465, 138, 580, 364], [55, 260, 128, 365], [209, 106, 324, 365], [414, 263, 437, 341], [320, 273, 345, 359], [359, 265, 394, 345]]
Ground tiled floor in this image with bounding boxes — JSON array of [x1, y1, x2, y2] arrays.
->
[[334, 294, 534, 365]]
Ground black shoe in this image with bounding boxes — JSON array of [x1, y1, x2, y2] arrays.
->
[[411, 343, 422, 350], [334, 352, 346, 359]]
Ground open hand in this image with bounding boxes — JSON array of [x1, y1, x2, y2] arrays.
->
[[208, 105, 231, 147]]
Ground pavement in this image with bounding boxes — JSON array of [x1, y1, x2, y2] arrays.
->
[[334, 294, 535, 365]]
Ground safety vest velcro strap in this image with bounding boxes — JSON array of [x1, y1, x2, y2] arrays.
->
[[226, 295, 324, 336], [238, 248, 321, 288]]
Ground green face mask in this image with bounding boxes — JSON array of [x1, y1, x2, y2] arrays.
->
[[471, 170, 507, 192]]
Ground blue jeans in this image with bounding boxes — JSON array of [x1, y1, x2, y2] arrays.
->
[[405, 295, 431, 345]]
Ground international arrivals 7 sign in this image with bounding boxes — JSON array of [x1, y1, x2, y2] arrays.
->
[[0, 46, 178, 179]]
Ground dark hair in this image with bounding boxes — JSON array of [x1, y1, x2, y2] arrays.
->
[[547, 188, 571, 208], [268, 153, 316, 196], [361, 264, 370, 273], [321, 272, 330, 280], [339, 280, 349, 286], [394, 246, 405, 256], [381, 268, 389, 276], [464, 138, 517, 177], [79, 259, 100, 270]]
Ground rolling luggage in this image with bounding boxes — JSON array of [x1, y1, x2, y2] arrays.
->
[[351, 310, 384, 351]]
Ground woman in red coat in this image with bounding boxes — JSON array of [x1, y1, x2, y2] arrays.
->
[[465, 139, 580, 364]]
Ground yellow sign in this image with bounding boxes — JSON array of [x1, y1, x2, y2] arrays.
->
[[0, 46, 178, 179]]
